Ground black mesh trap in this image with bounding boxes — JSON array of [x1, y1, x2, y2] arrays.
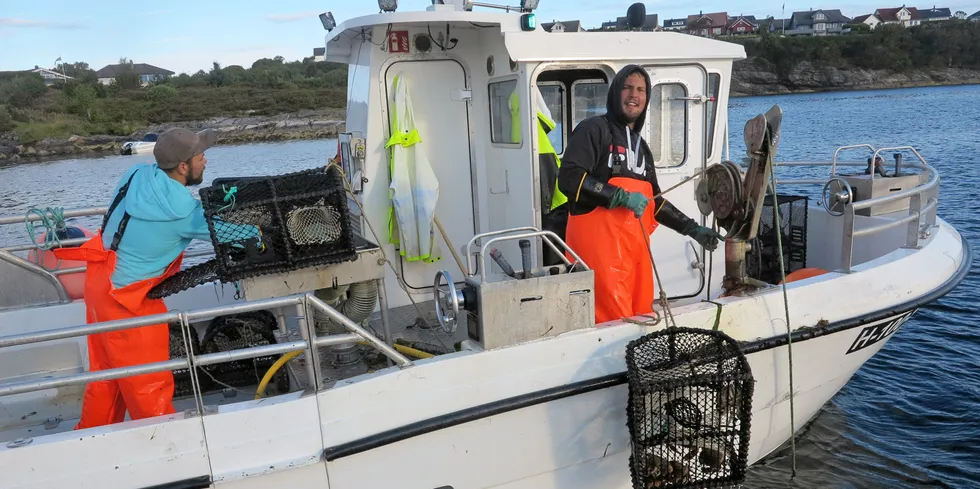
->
[[148, 166, 359, 299], [168, 320, 203, 399], [747, 194, 807, 285], [201, 166, 357, 282], [625, 327, 754, 489], [199, 311, 290, 396], [148, 259, 220, 299]]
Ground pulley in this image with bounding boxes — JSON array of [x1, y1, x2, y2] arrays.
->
[[695, 161, 745, 222]]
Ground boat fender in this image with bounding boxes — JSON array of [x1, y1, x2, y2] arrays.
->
[[779, 267, 829, 285]]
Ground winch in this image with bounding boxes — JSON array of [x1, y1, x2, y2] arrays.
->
[[432, 228, 595, 351], [695, 105, 795, 296]]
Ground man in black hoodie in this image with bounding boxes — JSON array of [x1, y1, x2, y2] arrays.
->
[[557, 65, 722, 324]]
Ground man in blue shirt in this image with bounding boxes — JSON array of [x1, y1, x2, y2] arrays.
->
[[57, 127, 238, 429]]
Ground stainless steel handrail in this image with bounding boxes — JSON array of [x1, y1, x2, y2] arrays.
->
[[0, 292, 414, 399], [0, 207, 108, 226]]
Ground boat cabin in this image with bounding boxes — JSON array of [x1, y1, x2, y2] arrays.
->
[[323, 2, 745, 309]]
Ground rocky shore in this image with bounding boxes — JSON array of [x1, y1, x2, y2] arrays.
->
[[731, 59, 980, 96], [4, 66, 979, 165], [0, 109, 346, 166]]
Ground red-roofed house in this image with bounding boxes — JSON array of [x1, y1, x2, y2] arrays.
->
[[874, 6, 922, 27], [686, 11, 729, 37]]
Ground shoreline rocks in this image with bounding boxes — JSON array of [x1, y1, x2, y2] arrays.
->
[[0, 109, 346, 167], [730, 60, 980, 97]]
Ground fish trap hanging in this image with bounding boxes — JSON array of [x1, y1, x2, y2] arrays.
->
[[625, 327, 754, 489]]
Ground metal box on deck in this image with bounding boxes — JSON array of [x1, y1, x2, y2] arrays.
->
[[841, 174, 922, 216], [465, 267, 595, 351]]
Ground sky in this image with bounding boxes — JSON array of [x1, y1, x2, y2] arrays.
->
[[1, 0, 978, 75]]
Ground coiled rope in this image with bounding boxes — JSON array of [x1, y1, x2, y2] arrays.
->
[[25, 207, 67, 270]]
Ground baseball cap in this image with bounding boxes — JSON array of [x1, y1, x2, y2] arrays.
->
[[153, 128, 217, 170]]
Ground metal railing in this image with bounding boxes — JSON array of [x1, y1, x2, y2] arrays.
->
[[0, 292, 413, 409], [759, 144, 939, 272], [0, 207, 220, 308]]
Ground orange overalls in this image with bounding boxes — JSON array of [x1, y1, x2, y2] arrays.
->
[[565, 177, 658, 325], [54, 172, 183, 429]]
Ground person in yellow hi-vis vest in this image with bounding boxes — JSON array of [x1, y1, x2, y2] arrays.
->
[[509, 89, 569, 266]]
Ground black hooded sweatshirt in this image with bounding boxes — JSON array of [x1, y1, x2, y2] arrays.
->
[[556, 64, 695, 234]]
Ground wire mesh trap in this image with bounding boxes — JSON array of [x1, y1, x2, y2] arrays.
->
[[625, 327, 754, 489], [747, 194, 808, 285], [200, 166, 358, 282], [199, 311, 290, 396]]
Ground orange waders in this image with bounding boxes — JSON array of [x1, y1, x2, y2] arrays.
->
[[565, 177, 658, 325], [54, 172, 183, 429]]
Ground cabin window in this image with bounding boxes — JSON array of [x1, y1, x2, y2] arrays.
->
[[705, 73, 721, 159], [489, 79, 521, 144], [571, 79, 608, 132], [537, 82, 565, 154], [649, 83, 687, 168]]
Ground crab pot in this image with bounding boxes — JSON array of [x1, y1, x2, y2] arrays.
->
[[625, 327, 754, 489], [199, 166, 358, 282]]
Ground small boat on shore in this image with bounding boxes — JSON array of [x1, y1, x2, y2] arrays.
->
[[120, 132, 157, 155], [0, 1, 971, 488]]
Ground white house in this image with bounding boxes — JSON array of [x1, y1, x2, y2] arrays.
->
[[29, 67, 72, 86], [853, 13, 882, 29], [874, 6, 922, 27]]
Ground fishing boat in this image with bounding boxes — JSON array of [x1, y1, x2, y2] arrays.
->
[[120, 132, 158, 155], [0, 1, 971, 488]]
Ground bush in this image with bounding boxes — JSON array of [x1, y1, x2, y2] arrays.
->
[[0, 105, 13, 132], [147, 84, 178, 102]]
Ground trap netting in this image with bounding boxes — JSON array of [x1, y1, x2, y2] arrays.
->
[[625, 327, 754, 489], [147, 166, 358, 298], [201, 166, 358, 281]]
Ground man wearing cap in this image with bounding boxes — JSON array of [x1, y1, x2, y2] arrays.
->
[[55, 128, 232, 429]]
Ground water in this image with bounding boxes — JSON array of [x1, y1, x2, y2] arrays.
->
[[1, 85, 978, 488]]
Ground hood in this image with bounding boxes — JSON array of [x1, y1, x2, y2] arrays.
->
[[122, 164, 203, 222], [605, 64, 652, 134]]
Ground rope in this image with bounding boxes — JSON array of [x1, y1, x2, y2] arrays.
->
[[218, 185, 238, 212], [768, 165, 797, 478], [25, 207, 67, 270], [637, 219, 676, 329]]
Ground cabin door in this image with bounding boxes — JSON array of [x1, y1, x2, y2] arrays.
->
[[643, 65, 708, 300], [383, 60, 476, 289]]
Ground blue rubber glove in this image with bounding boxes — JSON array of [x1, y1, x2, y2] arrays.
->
[[609, 188, 649, 219]]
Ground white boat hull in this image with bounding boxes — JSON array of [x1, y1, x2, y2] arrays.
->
[[1, 218, 969, 489]]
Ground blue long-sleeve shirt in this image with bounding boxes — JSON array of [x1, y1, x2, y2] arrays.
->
[[101, 164, 257, 288]]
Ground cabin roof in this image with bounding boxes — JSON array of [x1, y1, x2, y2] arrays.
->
[[325, 11, 745, 63]]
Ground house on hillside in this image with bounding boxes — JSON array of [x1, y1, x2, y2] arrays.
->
[[853, 13, 882, 29], [874, 7, 922, 27], [313, 47, 325, 61], [787, 9, 851, 35], [30, 67, 72, 86], [727, 15, 759, 34], [662, 18, 687, 30], [970, 10, 980, 21], [542, 20, 584, 32], [760, 17, 792, 33], [95, 63, 174, 86], [686, 12, 729, 37], [918, 7, 952, 22]]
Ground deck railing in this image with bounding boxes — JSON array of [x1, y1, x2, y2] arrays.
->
[[0, 291, 412, 415], [756, 145, 939, 272]]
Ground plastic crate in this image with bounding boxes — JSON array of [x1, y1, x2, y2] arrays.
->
[[625, 327, 754, 489], [200, 166, 358, 282]]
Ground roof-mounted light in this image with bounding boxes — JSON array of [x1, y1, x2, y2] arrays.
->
[[378, 0, 398, 12], [318, 12, 336, 32]]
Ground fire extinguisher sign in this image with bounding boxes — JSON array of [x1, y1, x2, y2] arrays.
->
[[388, 30, 410, 53]]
